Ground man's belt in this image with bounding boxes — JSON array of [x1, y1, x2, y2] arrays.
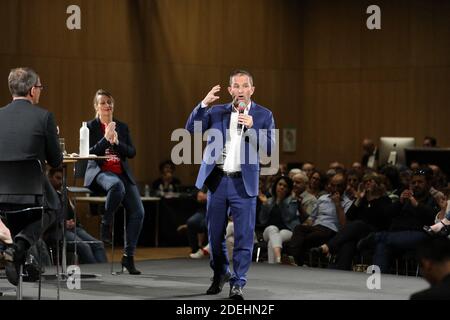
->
[[215, 167, 242, 178]]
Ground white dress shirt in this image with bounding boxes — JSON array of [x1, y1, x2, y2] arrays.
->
[[201, 101, 251, 173]]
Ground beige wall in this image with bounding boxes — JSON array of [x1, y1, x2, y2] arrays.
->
[[1, 0, 449, 185]]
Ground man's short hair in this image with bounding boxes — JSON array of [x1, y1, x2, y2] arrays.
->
[[412, 167, 433, 182], [8, 67, 39, 97], [229, 69, 254, 86], [417, 238, 450, 263]]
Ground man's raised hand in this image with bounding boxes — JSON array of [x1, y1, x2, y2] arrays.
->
[[202, 85, 221, 107]]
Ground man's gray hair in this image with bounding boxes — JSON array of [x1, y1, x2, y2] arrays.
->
[[8, 67, 39, 97], [293, 172, 309, 183]]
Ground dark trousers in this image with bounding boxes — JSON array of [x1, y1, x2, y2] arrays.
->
[[3, 206, 55, 248], [207, 175, 256, 288], [373, 230, 428, 273], [327, 220, 375, 270], [95, 172, 144, 257], [186, 211, 207, 253], [66, 226, 107, 264], [288, 224, 336, 265]]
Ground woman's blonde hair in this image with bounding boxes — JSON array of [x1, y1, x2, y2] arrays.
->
[[93, 89, 115, 117]]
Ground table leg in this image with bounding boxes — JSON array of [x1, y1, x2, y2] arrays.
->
[[154, 201, 160, 247]]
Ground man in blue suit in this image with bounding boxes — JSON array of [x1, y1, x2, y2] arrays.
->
[[186, 70, 276, 300]]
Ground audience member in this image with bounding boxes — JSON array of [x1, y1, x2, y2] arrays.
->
[[358, 168, 439, 273], [410, 238, 450, 300], [48, 167, 107, 264], [183, 188, 208, 257], [152, 160, 181, 195], [423, 136, 437, 148], [344, 169, 362, 201], [301, 162, 315, 179], [311, 172, 392, 270], [329, 162, 345, 174], [259, 176, 299, 264], [288, 168, 302, 180], [429, 164, 447, 191], [292, 172, 317, 221], [288, 173, 353, 266], [279, 163, 288, 176], [307, 170, 327, 198], [423, 188, 450, 237], [351, 162, 363, 176], [361, 138, 378, 169]]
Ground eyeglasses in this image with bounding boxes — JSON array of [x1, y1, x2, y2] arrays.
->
[[34, 85, 44, 90], [413, 169, 429, 176]]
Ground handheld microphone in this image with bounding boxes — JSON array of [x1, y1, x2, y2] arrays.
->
[[237, 101, 246, 132]]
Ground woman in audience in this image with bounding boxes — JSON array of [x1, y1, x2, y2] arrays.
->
[[259, 176, 299, 264], [310, 172, 392, 270], [307, 170, 327, 198], [424, 188, 450, 237]]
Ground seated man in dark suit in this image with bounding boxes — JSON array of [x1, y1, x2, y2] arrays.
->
[[0, 67, 63, 285], [410, 238, 450, 300]]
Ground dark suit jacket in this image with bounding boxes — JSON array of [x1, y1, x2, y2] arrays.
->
[[0, 99, 63, 210], [410, 274, 450, 300], [84, 117, 137, 188]]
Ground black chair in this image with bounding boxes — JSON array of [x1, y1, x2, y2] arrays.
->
[[0, 159, 60, 300]]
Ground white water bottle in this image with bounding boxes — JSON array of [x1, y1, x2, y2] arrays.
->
[[79, 121, 89, 157]]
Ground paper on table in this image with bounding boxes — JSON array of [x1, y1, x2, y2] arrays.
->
[[68, 153, 97, 158]]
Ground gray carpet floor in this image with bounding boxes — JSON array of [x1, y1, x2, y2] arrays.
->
[[0, 258, 429, 300]]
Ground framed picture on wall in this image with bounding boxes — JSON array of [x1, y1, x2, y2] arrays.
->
[[283, 128, 296, 153]]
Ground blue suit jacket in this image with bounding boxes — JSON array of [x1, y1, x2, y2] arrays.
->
[[186, 101, 275, 197]]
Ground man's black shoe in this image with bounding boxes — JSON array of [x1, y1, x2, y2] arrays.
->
[[4, 245, 26, 286], [229, 285, 244, 300], [357, 232, 377, 251], [23, 261, 41, 282], [206, 272, 231, 295]]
